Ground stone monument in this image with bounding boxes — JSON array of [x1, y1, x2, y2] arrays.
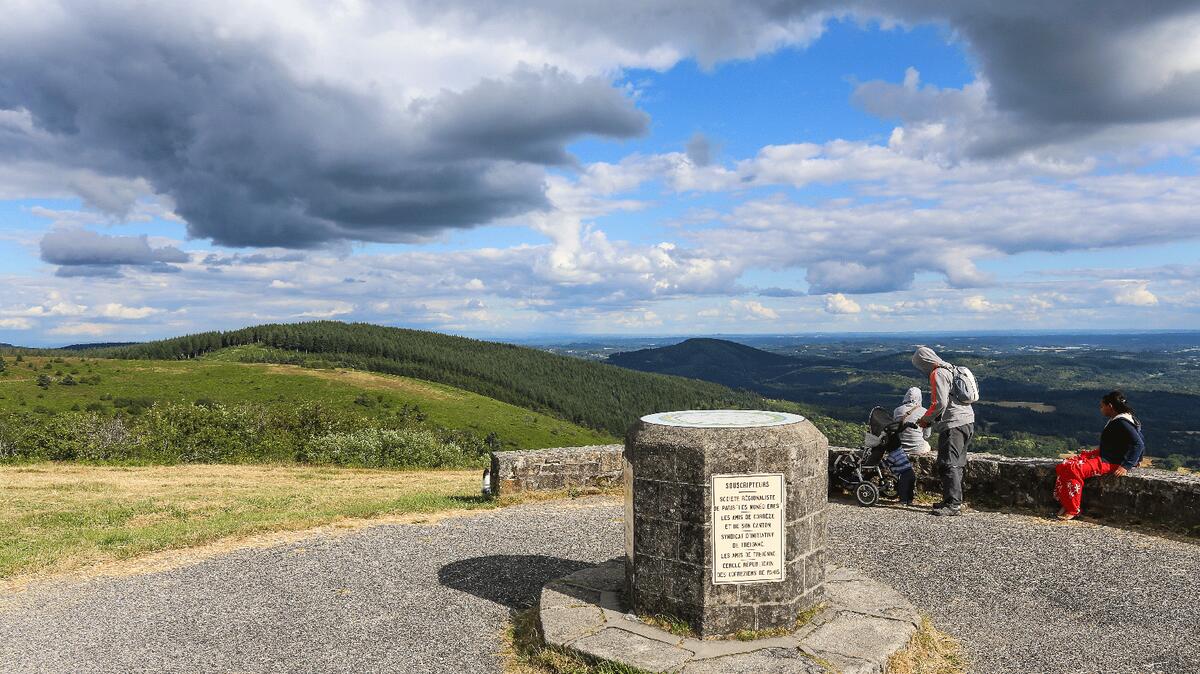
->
[[624, 409, 829, 637]]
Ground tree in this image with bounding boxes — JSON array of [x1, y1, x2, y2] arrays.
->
[[36, 374, 52, 389], [0, 356, 6, 374]]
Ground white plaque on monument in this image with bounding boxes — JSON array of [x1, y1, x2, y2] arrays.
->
[[711, 473, 786, 585]]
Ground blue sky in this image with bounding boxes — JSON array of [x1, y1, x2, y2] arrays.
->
[[1, 3, 1199, 345]]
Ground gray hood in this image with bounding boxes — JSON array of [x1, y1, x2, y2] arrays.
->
[[901, 386, 922, 407], [911, 346, 945, 374]]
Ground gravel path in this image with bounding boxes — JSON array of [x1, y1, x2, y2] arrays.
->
[[0, 498, 1195, 673]]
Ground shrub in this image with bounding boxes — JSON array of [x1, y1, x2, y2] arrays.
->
[[0, 400, 492, 468], [305, 428, 478, 469]]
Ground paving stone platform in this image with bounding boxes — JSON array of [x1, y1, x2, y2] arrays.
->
[[539, 559, 918, 673]]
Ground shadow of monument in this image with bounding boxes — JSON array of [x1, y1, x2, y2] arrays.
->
[[437, 554, 598, 611]]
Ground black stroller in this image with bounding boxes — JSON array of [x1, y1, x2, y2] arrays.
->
[[830, 406, 917, 506]]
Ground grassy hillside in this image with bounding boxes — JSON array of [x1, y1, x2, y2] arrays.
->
[[0, 355, 611, 452], [99, 322, 776, 437]]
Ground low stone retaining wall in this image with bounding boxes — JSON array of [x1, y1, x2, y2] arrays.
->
[[490, 443, 1200, 535], [830, 446, 1200, 535], [488, 444, 623, 497]]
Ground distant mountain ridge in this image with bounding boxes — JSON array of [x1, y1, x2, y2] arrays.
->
[[607, 338, 799, 390], [60, 342, 141, 351]]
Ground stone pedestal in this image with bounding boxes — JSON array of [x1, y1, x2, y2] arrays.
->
[[624, 410, 829, 637]]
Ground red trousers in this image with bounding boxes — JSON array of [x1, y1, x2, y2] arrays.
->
[[1054, 449, 1118, 516]]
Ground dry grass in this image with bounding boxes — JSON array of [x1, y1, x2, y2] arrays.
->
[[887, 616, 969, 674], [0, 463, 491, 584], [501, 606, 650, 674]]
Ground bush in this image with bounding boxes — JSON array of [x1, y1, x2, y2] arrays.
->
[[304, 428, 479, 469], [0, 400, 492, 468]]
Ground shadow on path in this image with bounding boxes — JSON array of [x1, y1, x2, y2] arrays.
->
[[438, 554, 595, 611]]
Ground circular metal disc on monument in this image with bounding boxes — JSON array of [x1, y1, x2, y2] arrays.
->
[[624, 409, 829, 637]]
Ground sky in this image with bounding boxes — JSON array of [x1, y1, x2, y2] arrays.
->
[[2, 1, 1200, 346]]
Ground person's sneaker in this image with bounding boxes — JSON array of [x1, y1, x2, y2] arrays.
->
[[931, 505, 962, 517]]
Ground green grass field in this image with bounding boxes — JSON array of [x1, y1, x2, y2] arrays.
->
[[0, 355, 614, 451]]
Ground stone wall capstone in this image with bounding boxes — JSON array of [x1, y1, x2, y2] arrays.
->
[[488, 444, 1200, 536], [830, 447, 1200, 534], [489, 444, 623, 497]]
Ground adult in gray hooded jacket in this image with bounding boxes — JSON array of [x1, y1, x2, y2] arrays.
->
[[912, 347, 975, 516]]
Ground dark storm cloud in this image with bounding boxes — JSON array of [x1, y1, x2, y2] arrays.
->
[[0, 7, 646, 248]]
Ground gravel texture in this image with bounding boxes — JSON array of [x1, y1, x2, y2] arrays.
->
[[0, 498, 1196, 674], [827, 503, 1199, 674]]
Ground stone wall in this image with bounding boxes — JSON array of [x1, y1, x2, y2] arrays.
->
[[831, 446, 1200, 535], [490, 444, 1200, 536], [489, 444, 623, 497]]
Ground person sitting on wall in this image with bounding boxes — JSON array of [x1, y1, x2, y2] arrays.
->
[[894, 386, 933, 456], [1053, 390, 1146, 521]]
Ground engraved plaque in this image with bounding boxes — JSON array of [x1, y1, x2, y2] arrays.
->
[[711, 473, 786, 585]]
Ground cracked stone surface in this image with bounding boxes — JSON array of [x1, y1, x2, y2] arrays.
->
[[540, 559, 917, 673]]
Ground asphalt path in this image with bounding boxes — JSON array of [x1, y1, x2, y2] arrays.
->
[[0, 498, 1195, 673]]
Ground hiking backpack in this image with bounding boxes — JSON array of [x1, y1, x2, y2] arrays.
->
[[943, 364, 980, 405]]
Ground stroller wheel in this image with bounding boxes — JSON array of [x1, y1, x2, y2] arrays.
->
[[855, 482, 880, 507]]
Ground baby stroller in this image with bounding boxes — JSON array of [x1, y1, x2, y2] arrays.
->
[[830, 406, 917, 506]]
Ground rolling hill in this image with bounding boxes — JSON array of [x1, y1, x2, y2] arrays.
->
[[606, 338, 797, 390], [0, 355, 610, 451], [99, 322, 779, 437]]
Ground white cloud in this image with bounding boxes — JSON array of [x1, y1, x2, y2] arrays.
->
[[729, 299, 779, 320], [962, 295, 1012, 313], [98, 304, 161, 320], [47, 322, 114, 337], [1111, 281, 1159, 306], [0, 318, 34, 330], [824, 293, 861, 314]]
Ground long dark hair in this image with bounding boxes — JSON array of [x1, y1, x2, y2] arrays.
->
[[1102, 390, 1138, 426]]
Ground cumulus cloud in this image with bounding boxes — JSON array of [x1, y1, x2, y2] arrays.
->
[[1111, 281, 1159, 306], [729, 299, 779, 320], [3, 1, 1198, 251], [0, 4, 647, 248], [47, 322, 114, 337], [0, 317, 33, 330], [824, 293, 861, 314], [97, 304, 161, 320]]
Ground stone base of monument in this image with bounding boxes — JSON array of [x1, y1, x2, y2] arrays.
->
[[539, 559, 919, 674]]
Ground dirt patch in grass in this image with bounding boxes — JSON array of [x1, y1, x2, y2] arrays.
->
[[888, 616, 969, 674], [256, 363, 459, 400]]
